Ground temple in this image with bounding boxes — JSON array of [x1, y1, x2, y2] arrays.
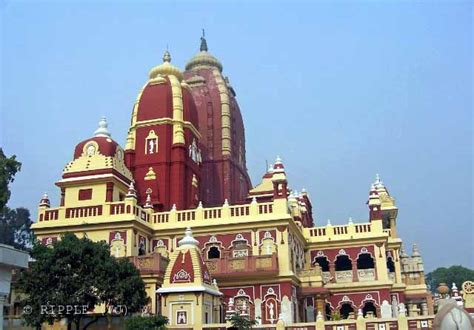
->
[[30, 35, 436, 329]]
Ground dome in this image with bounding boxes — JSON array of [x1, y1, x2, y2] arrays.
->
[[185, 36, 223, 72], [63, 118, 132, 180], [149, 50, 184, 81]]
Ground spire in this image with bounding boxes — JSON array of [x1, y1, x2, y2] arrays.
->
[[126, 181, 137, 198], [200, 29, 208, 52], [163, 49, 171, 63], [412, 243, 420, 257], [178, 227, 199, 247], [94, 117, 111, 137]]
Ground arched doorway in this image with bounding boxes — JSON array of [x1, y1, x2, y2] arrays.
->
[[335, 255, 352, 271], [207, 246, 221, 259], [314, 256, 329, 272], [362, 301, 377, 317], [340, 303, 354, 319], [357, 253, 374, 269]]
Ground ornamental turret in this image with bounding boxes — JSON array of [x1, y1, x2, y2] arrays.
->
[[125, 51, 201, 211], [157, 227, 222, 327], [370, 174, 398, 232], [56, 118, 132, 207], [184, 33, 251, 205]]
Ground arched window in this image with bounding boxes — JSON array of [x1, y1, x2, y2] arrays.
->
[[387, 256, 395, 272], [325, 303, 332, 320], [362, 301, 377, 317], [207, 246, 221, 259], [340, 303, 354, 319], [335, 255, 352, 271], [138, 242, 146, 256], [314, 256, 330, 272], [357, 253, 375, 269]]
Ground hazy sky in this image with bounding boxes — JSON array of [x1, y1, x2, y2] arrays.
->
[[1, 1, 472, 271]]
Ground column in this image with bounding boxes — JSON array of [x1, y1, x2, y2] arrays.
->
[[0, 294, 6, 330], [352, 262, 358, 282], [315, 295, 326, 320], [329, 262, 336, 283]]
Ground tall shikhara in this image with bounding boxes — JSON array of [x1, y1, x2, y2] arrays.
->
[[31, 35, 435, 329], [184, 35, 252, 206]]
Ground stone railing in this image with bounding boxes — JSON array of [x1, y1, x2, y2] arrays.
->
[[205, 254, 278, 279], [297, 267, 323, 278], [357, 268, 376, 282], [335, 270, 353, 283], [36, 199, 280, 230], [322, 271, 332, 283], [305, 221, 384, 243], [128, 254, 168, 275], [388, 271, 395, 281]]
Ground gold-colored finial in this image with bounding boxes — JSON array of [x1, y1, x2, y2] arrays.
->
[[163, 49, 171, 63]]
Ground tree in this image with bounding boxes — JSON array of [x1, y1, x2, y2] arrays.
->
[[228, 314, 259, 330], [425, 265, 474, 293], [125, 315, 168, 330], [0, 148, 22, 211], [0, 206, 34, 250], [16, 233, 148, 330]]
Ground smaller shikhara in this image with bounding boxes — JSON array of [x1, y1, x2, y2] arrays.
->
[[30, 36, 432, 327]]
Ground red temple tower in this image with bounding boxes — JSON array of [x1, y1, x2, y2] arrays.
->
[[184, 34, 252, 206], [124, 51, 202, 211]]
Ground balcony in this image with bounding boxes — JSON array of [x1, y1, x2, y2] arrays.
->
[[128, 254, 168, 275], [357, 268, 376, 282], [335, 270, 353, 283], [205, 254, 278, 280]]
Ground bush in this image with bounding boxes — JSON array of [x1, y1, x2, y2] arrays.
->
[[125, 315, 168, 330]]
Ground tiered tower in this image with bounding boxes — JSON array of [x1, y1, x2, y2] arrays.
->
[[184, 33, 252, 205], [124, 51, 202, 211]]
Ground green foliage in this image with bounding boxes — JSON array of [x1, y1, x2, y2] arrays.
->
[[228, 314, 259, 330], [331, 310, 341, 321], [0, 148, 22, 211], [426, 265, 474, 293], [16, 233, 148, 329], [125, 315, 168, 329], [0, 206, 34, 250]]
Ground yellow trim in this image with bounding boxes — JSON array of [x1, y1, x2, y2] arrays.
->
[[169, 75, 185, 145], [212, 69, 231, 156]]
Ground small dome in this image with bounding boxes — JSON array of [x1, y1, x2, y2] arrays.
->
[[63, 118, 132, 180], [149, 50, 184, 81], [185, 36, 223, 72]]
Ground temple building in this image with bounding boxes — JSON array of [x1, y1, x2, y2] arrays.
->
[[30, 35, 435, 329]]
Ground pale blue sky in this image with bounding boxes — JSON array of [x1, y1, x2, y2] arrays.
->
[[1, 0, 472, 271]]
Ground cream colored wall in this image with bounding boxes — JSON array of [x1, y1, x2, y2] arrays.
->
[[64, 183, 106, 207]]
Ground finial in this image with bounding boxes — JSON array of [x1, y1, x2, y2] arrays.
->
[[163, 50, 171, 63], [348, 217, 353, 224], [316, 311, 323, 321], [251, 196, 257, 204], [171, 203, 177, 211], [94, 116, 111, 137], [126, 181, 137, 198], [200, 29, 208, 52], [326, 219, 332, 226], [197, 201, 203, 208], [178, 227, 199, 247], [144, 192, 152, 208], [223, 199, 229, 206], [275, 155, 282, 164], [412, 243, 420, 256]]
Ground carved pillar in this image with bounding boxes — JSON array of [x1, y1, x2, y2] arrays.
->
[[106, 182, 114, 202], [329, 262, 336, 283], [315, 295, 326, 320], [352, 262, 358, 282]]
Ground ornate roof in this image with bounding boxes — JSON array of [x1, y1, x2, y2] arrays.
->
[[158, 227, 221, 296], [185, 35, 223, 73]]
